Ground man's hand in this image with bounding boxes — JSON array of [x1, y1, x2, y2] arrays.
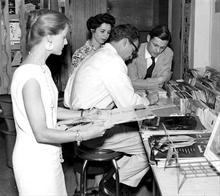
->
[[157, 76, 165, 84], [147, 91, 159, 105]]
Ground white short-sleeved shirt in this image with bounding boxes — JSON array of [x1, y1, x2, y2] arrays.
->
[[66, 43, 149, 109]]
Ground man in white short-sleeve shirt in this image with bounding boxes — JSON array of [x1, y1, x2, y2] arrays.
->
[[64, 28, 155, 109], [64, 24, 157, 194]]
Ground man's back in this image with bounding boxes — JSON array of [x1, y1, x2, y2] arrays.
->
[[71, 43, 123, 109], [70, 43, 149, 109]]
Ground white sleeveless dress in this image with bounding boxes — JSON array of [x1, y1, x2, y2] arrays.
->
[[11, 64, 67, 196]]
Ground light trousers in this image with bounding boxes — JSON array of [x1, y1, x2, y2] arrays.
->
[[83, 122, 149, 187]]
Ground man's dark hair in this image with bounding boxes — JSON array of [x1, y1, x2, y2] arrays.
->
[[109, 24, 140, 43], [149, 25, 171, 42]]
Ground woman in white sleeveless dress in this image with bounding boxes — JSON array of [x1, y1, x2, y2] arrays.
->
[[10, 9, 109, 196]]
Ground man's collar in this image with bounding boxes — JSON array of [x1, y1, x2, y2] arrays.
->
[[144, 44, 160, 60], [144, 45, 151, 59]]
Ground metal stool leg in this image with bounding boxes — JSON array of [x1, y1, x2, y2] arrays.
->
[[81, 160, 88, 196], [112, 159, 120, 196]]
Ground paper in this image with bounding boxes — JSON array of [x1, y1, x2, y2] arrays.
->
[[9, 20, 21, 45], [93, 107, 155, 126], [58, 107, 155, 128]]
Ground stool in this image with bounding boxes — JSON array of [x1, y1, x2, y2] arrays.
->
[[76, 144, 124, 196]]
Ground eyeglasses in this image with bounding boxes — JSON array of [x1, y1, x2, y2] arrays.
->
[[128, 39, 139, 58]]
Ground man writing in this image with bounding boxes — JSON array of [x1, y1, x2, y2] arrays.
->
[[65, 24, 157, 194]]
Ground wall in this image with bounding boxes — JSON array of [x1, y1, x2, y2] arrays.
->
[[108, 0, 168, 43], [211, 0, 220, 71], [0, 0, 12, 94], [193, 0, 212, 71], [193, 0, 220, 72], [69, 0, 107, 53]]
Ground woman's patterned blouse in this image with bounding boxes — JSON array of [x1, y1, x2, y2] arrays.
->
[[71, 40, 96, 74]]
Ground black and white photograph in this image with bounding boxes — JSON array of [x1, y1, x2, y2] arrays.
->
[[0, 1, 220, 196]]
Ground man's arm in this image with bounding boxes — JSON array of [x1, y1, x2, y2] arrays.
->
[[101, 58, 150, 108], [131, 71, 172, 90], [128, 58, 161, 90], [128, 50, 173, 90]]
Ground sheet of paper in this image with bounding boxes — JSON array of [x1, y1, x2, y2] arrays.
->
[[58, 107, 155, 128], [95, 107, 155, 126]]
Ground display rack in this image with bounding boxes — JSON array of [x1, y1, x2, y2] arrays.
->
[[177, 160, 220, 193]]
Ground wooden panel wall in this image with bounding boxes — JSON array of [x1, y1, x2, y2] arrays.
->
[[0, 0, 12, 94], [68, 0, 168, 51], [171, 0, 194, 80], [108, 0, 155, 30], [69, 0, 107, 53], [107, 0, 168, 43], [0, 2, 2, 93]]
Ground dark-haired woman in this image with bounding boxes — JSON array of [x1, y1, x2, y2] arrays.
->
[[64, 13, 115, 108], [71, 13, 115, 72]]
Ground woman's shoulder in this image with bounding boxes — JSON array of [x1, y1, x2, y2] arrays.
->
[[15, 63, 41, 72], [73, 41, 93, 57], [13, 64, 42, 80], [11, 64, 43, 90], [72, 41, 95, 67]]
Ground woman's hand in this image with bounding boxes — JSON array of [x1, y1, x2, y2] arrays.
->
[[67, 121, 114, 141], [83, 108, 101, 120]]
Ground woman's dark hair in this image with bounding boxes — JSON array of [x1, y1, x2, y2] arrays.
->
[[86, 13, 115, 39], [149, 25, 171, 42], [26, 9, 70, 51], [109, 24, 140, 43]]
